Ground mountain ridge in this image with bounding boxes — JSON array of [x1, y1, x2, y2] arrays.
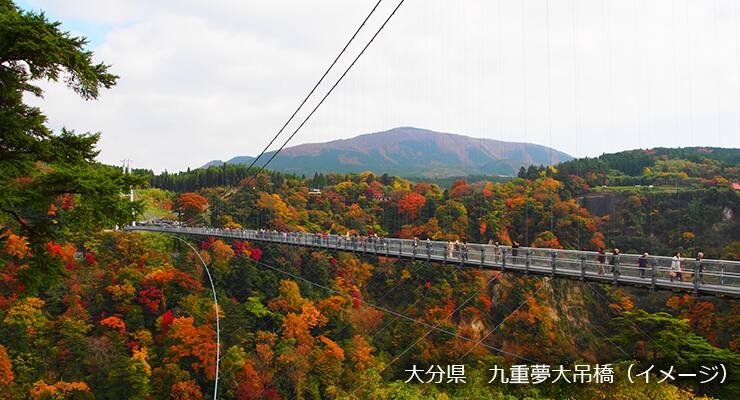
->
[[202, 127, 573, 178]]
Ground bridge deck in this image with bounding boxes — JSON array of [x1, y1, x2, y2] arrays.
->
[[125, 226, 740, 298]]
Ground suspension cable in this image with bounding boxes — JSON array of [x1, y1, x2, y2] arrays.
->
[[252, 0, 407, 178], [546, 0, 554, 235], [243, 0, 384, 174], [456, 276, 549, 361], [171, 236, 221, 400], [521, 0, 530, 246]]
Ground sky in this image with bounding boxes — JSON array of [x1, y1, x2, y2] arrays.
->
[[16, 0, 740, 173]]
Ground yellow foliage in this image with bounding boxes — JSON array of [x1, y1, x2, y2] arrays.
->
[[29, 380, 90, 400], [131, 347, 152, 376], [5, 232, 31, 259], [3, 297, 47, 336], [106, 282, 136, 303]]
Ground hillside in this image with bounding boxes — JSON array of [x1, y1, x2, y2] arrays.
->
[[203, 127, 573, 178]]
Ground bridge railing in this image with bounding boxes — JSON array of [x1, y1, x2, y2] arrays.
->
[[125, 226, 740, 295]]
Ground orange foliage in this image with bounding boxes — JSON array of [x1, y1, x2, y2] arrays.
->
[[398, 192, 426, 219], [5, 232, 31, 259], [236, 360, 263, 400], [100, 316, 126, 334], [317, 295, 347, 320], [281, 304, 328, 346], [607, 289, 635, 313], [210, 239, 235, 263], [347, 335, 375, 372], [171, 379, 203, 400], [450, 180, 469, 197], [532, 231, 562, 249], [313, 336, 345, 389], [166, 316, 218, 380], [255, 331, 277, 373], [666, 295, 718, 344], [29, 380, 90, 399], [0, 345, 13, 385], [177, 192, 208, 212], [268, 280, 307, 314]]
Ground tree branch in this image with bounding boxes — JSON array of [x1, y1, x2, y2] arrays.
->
[[1, 208, 32, 231]]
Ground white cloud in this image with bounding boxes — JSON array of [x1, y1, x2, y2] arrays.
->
[[22, 0, 740, 172]]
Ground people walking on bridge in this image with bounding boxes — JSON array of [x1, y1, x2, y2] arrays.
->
[[638, 252, 649, 278], [695, 251, 704, 284], [670, 252, 683, 282], [596, 248, 606, 275], [448, 240, 454, 258], [512, 241, 520, 263], [461, 240, 469, 261], [493, 241, 501, 263], [454, 239, 461, 259], [609, 248, 620, 276]]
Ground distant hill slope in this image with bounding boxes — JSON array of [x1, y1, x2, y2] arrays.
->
[[203, 127, 572, 178]]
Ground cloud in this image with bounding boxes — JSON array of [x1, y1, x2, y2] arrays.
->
[[20, 0, 740, 172]]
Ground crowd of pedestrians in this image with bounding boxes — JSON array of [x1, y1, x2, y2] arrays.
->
[[252, 228, 707, 284]]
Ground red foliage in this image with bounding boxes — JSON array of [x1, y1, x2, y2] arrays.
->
[[138, 288, 163, 313], [232, 240, 247, 255], [263, 389, 282, 400], [84, 253, 97, 265], [47, 241, 64, 258], [59, 194, 74, 210], [200, 236, 215, 250], [398, 192, 426, 219], [450, 180, 469, 197], [350, 289, 361, 308], [249, 248, 263, 262], [364, 181, 383, 199], [479, 293, 492, 312], [160, 310, 175, 333]]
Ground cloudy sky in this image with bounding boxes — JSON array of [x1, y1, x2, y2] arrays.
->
[[18, 0, 740, 172]]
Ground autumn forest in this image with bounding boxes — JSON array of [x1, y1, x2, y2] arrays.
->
[[1, 1, 740, 399]]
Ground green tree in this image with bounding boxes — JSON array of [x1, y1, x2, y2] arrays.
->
[[0, 0, 142, 289]]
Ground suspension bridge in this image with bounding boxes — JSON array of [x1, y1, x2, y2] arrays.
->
[[126, 225, 740, 298]]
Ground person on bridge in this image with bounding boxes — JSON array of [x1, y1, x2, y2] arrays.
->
[[511, 241, 520, 263], [492, 241, 501, 263], [638, 252, 649, 278], [609, 248, 620, 276], [695, 251, 705, 284], [461, 240, 469, 261], [448, 240, 454, 258], [670, 252, 683, 282], [596, 248, 606, 275]]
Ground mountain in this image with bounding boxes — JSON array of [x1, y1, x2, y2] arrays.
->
[[202, 127, 573, 178]]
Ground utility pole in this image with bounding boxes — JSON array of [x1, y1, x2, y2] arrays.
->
[[122, 159, 135, 226]]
